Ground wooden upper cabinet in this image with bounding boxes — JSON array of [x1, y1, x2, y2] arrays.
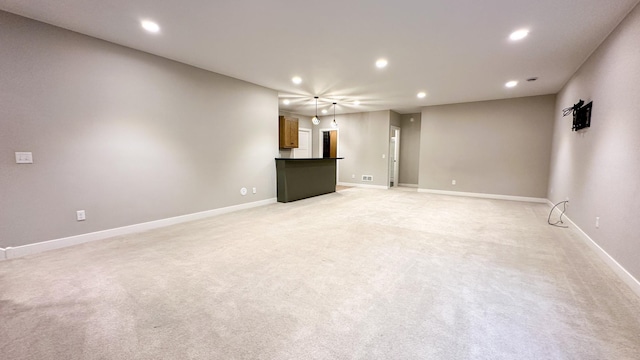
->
[[279, 116, 299, 148]]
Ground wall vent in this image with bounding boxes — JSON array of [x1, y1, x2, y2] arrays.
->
[[362, 175, 373, 182]]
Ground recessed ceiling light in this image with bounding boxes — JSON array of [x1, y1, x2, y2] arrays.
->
[[354, 100, 360, 106], [292, 76, 302, 84], [417, 92, 427, 98], [322, 109, 328, 114], [509, 29, 529, 41], [505, 80, 518, 88], [376, 59, 388, 68], [141, 20, 160, 33], [282, 99, 290, 105]]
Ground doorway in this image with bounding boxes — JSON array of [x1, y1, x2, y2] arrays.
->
[[319, 129, 338, 158], [319, 128, 339, 182], [389, 126, 400, 187]]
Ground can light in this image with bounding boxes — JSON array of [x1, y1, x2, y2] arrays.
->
[[141, 20, 160, 33], [505, 81, 518, 88], [509, 29, 529, 41]]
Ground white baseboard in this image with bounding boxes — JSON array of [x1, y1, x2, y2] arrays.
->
[[548, 208, 640, 298], [398, 183, 418, 188], [417, 188, 547, 203], [1, 198, 276, 260], [337, 182, 389, 190]]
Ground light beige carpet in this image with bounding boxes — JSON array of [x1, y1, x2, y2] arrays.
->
[[1, 188, 639, 359]]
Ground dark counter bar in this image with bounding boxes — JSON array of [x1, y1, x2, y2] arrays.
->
[[275, 158, 343, 203]]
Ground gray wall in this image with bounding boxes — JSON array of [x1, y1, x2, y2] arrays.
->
[[331, 111, 391, 187], [0, 12, 278, 248], [399, 114, 421, 185], [390, 111, 401, 127], [548, 4, 640, 281], [419, 95, 555, 198]]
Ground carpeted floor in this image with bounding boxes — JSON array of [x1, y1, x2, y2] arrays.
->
[[1, 188, 639, 360]]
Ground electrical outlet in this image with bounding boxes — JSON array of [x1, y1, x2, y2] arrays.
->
[[252, 187, 257, 194], [15, 152, 33, 164], [451, 180, 456, 185], [76, 210, 86, 221], [352, 174, 355, 179], [595, 217, 600, 228]]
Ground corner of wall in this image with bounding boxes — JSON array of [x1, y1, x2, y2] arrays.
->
[[560, 211, 640, 298]]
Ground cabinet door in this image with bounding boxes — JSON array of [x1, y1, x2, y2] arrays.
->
[[279, 116, 299, 148], [288, 118, 299, 148]]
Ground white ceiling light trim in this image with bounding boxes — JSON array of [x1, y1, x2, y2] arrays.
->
[[505, 80, 518, 88], [291, 76, 302, 84], [141, 20, 160, 33], [509, 29, 529, 41], [375, 59, 388, 68], [417, 92, 427, 98]]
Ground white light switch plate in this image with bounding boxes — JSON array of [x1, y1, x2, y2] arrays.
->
[[15, 152, 33, 164]]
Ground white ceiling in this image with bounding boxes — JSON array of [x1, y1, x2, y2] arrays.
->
[[1, 0, 638, 116]]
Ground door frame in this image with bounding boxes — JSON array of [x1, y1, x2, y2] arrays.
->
[[319, 128, 340, 182], [389, 126, 401, 187]]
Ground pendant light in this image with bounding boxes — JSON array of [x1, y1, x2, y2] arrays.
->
[[331, 102, 338, 128], [312, 96, 320, 125]]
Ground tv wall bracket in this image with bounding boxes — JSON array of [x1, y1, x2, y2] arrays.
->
[[562, 99, 592, 131]]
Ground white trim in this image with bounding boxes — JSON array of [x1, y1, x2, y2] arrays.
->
[[559, 212, 640, 298], [2, 198, 276, 260], [338, 182, 389, 190], [417, 188, 547, 203], [398, 183, 418, 188], [0, 248, 6, 261]]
